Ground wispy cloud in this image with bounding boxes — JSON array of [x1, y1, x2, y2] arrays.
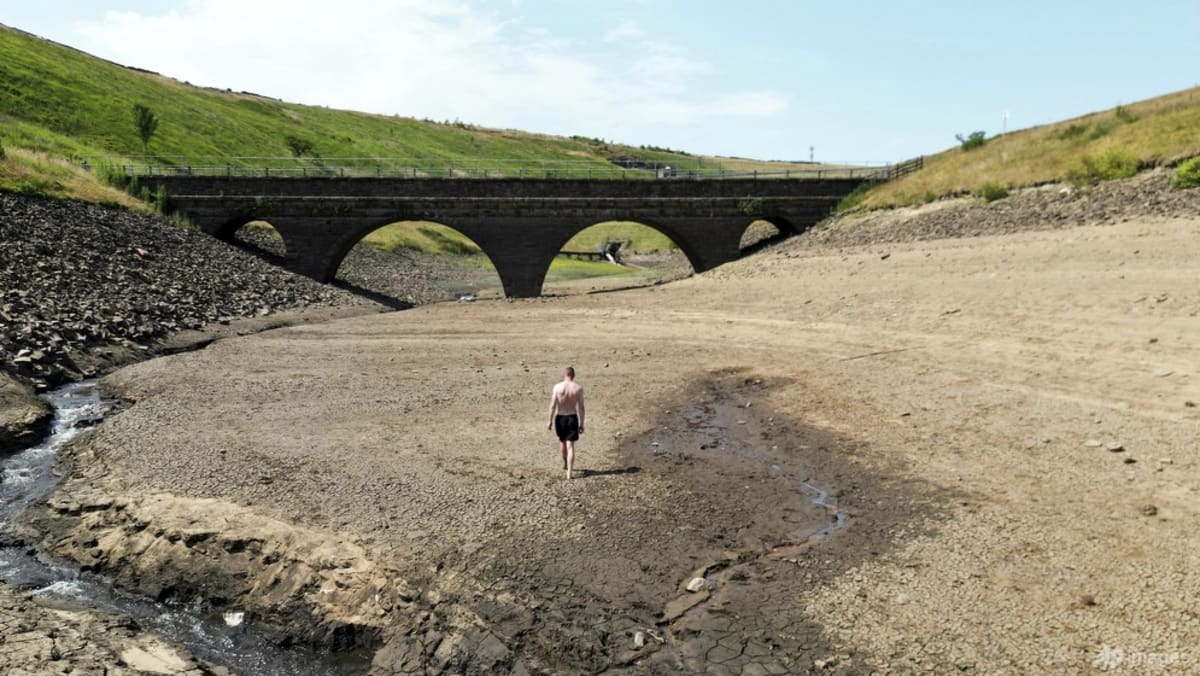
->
[[603, 20, 644, 42], [69, 0, 788, 143]]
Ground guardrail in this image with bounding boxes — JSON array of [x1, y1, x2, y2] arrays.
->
[[82, 156, 922, 181]]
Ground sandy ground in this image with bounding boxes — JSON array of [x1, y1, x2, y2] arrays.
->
[[21, 215, 1200, 674]]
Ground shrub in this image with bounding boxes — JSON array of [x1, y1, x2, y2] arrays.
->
[[1067, 148, 1139, 185], [1087, 123, 1113, 141], [1172, 157, 1200, 189], [923, 191, 938, 204], [96, 160, 133, 190], [284, 135, 315, 157], [1114, 105, 1138, 124], [1057, 124, 1089, 141], [977, 181, 1010, 202], [154, 183, 173, 214], [956, 131, 988, 151], [0, 141, 6, 161], [737, 198, 764, 215]]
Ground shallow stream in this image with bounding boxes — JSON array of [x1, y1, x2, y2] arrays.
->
[[0, 380, 369, 675]]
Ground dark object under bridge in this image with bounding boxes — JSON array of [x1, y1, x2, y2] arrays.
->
[[152, 176, 868, 298]]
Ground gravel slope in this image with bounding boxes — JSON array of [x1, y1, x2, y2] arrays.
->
[[804, 167, 1200, 248], [0, 194, 375, 390]]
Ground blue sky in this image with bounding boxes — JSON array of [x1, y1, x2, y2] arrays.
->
[[3, 1, 1198, 162]]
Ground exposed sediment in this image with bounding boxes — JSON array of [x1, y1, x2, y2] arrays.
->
[[21, 366, 890, 674]]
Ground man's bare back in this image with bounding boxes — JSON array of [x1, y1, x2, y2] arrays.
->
[[552, 380, 584, 415]]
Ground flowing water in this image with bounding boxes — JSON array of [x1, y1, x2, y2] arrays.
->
[[0, 380, 369, 675]]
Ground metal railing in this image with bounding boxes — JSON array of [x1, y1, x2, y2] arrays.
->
[[82, 156, 919, 181]]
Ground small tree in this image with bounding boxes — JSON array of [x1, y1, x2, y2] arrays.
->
[[955, 131, 988, 151], [284, 135, 315, 157], [132, 103, 159, 155]]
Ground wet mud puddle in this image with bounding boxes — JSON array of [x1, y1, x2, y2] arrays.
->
[[0, 381, 368, 675]]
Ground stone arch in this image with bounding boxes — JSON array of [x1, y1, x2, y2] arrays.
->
[[546, 220, 696, 290], [325, 219, 503, 301], [554, 219, 703, 275], [738, 216, 798, 255], [215, 216, 288, 263]]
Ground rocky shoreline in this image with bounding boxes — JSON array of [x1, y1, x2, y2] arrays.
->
[[0, 194, 378, 391], [0, 581, 221, 675]]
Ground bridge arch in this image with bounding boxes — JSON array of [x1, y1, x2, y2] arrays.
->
[[214, 216, 289, 262], [739, 216, 799, 254], [326, 219, 503, 301], [541, 220, 696, 293], [554, 219, 706, 275]]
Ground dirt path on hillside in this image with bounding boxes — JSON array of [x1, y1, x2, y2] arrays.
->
[[20, 215, 1200, 674]]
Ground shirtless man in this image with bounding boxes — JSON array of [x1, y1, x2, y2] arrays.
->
[[547, 366, 585, 480]]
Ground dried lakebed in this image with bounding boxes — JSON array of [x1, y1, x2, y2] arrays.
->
[[0, 363, 898, 673]]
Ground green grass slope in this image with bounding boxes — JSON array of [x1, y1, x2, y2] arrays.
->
[[0, 23, 834, 200], [863, 88, 1200, 208]]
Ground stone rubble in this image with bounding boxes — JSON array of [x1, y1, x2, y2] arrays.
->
[[0, 193, 373, 389]]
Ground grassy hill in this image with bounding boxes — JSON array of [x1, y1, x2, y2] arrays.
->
[[0, 24, 827, 201], [861, 87, 1200, 209]]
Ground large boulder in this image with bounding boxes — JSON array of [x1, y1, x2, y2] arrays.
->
[[0, 372, 50, 454]]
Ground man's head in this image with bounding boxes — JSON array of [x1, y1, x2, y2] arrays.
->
[[564, 366, 575, 380]]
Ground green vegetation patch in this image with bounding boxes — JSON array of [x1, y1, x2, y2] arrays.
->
[[561, 222, 679, 253], [1172, 157, 1200, 189], [1067, 148, 1139, 186], [976, 181, 1010, 202], [359, 222, 482, 255]]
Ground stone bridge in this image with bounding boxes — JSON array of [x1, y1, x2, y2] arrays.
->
[[152, 176, 866, 297]]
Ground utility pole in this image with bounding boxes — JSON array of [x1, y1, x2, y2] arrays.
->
[[1001, 110, 1009, 135]]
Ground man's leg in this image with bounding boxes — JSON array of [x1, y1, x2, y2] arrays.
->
[[560, 440, 568, 470], [565, 440, 575, 479]]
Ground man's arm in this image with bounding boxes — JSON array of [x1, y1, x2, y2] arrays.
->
[[577, 389, 585, 433], [547, 388, 558, 429]]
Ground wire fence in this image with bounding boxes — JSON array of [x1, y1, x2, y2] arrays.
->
[[84, 156, 921, 181]]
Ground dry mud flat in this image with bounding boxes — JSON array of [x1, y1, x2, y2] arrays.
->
[[18, 215, 1200, 674]]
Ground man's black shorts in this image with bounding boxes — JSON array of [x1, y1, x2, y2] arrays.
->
[[555, 414, 580, 442]]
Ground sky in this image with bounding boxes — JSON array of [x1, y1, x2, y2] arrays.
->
[[3, 1, 1198, 162]]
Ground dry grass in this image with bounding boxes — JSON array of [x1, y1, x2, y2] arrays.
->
[[0, 148, 145, 208], [864, 87, 1200, 208]]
